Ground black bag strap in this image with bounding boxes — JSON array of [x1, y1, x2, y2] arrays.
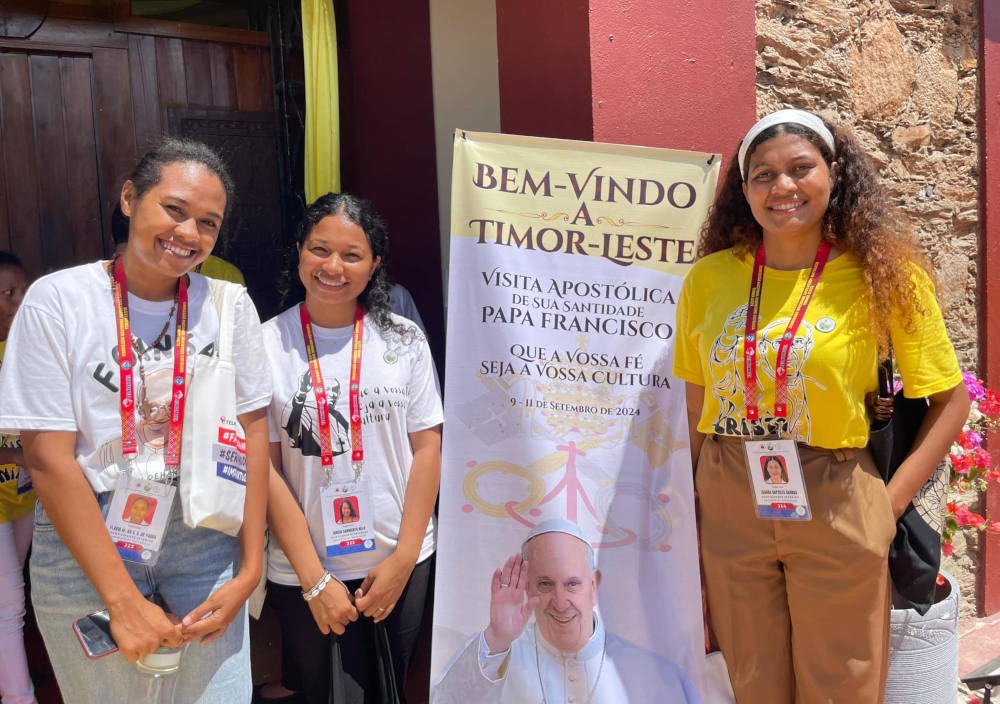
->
[[878, 346, 895, 399], [374, 620, 403, 704]]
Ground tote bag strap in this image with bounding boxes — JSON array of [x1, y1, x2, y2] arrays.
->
[[206, 278, 239, 363]]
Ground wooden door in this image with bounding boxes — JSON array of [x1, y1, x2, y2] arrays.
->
[[0, 49, 106, 279]]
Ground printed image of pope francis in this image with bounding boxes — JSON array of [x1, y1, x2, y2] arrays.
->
[[431, 519, 702, 703]]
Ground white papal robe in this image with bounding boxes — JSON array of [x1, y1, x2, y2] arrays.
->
[[431, 615, 702, 704]]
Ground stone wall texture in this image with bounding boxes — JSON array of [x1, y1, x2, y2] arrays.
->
[[754, 0, 981, 616]]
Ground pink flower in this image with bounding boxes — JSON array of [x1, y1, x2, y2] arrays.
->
[[974, 447, 992, 468], [952, 454, 974, 476], [981, 389, 1000, 418], [958, 430, 984, 450], [943, 541, 955, 557], [964, 372, 986, 401], [952, 503, 987, 528]]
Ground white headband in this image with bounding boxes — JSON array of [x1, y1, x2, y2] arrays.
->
[[737, 109, 836, 181]]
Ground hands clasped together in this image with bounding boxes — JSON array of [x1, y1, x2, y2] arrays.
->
[[109, 573, 258, 663], [302, 550, 418, 639]]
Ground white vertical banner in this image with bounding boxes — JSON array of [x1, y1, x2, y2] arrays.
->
[[432, 130, 720, 700]]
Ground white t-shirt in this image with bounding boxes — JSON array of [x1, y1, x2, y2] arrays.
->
[[0, 262, 272, 492], [389, 284, 426, 333], [263, 305, 443, 583]]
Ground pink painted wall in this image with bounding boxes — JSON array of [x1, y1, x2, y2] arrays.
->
[[338, 0, 445, 367], [588, 0, 756, 162], [495, 0, 593, 140]]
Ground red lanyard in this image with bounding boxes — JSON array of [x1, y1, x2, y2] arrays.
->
[[111, 258, 189, 465], [743, 241, 830, 422], [299, 303, 365, 468]]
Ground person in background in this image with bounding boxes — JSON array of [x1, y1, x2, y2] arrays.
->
[[0, 251, 36, 704], [262, 192, 442, 704], [0, 138, 272, 703], [389, 284, 426, 333], [673, 109, 969, 703], [111, 202, 246, 285]]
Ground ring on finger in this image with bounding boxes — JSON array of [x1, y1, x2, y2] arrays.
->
[[376, 607, 386, 612]]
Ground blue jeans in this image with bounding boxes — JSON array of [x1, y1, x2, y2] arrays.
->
[[30, 492, 250, 704]]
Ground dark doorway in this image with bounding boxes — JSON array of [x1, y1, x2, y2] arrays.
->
[[169, 107, 287, 320]]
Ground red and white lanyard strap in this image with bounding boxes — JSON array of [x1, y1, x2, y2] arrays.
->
[[299, 303, 365, 471], [111, 257, 189, 464], [743, 241, 831, 422], [165, 280, 189, 466], [348, 304, 364, 469]]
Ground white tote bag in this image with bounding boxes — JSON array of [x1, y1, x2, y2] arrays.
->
[[179, 278, 247, 537]]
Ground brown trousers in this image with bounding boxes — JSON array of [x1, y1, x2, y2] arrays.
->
[[697, 435, 894, 704]]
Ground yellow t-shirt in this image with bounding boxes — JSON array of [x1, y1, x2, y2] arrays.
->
[[0, 340, 37, 521], [194, 255, 245, 285], [673, 249, 962, 449]]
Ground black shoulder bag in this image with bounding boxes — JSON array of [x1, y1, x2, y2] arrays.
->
[[868, 353, 947, 615]]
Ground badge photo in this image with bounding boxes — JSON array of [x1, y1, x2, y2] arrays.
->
[[122, 493, 157, 526], [320, 480, 376, 557], [334, 495, 361, 524], [761, 455, 789, 485], [742, 439, 811, 521], [105, 475, 176, 565]]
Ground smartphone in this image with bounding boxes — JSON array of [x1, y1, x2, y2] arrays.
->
[[72, 592, 170, 659], [73, 608, 116, 659]]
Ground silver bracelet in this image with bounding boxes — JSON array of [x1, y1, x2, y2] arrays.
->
[[302, 571, 333, 602]]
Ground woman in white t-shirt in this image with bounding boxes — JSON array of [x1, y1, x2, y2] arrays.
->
[[262, 193, 443, 704], [0, 139, 272, 703]]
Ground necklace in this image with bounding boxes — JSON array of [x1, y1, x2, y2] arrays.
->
[[106, 254, 179, 352], [106, 254, 180, 423], [107, 255, 190, 467], [533, 624, 606, 704]]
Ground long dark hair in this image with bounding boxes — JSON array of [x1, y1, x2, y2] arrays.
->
[[282, 193, 406, 335], [699, 118, 933, 354]]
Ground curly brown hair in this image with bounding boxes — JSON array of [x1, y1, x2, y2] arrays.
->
[[698, 119, 933, 355]]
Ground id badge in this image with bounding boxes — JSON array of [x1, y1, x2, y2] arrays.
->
[[15, 467, 32, 495], [319, 479, 376, 557], [105, 475, 175, 565], [742, 439, 811, 520]]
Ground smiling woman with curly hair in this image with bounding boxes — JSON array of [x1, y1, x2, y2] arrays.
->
[[673, 109, 970, 704], [699, 115, 933, 353]]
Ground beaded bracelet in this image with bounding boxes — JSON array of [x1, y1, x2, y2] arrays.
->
[[302, 571, 333, 602]]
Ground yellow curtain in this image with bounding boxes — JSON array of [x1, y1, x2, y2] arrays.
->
[[301, 0, 340, 203]]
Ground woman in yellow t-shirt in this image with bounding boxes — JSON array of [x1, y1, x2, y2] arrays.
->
[[673, 110, 970, 704], [0, 251, 36, 703]]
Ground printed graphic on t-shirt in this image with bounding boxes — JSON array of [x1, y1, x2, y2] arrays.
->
[[0, 434, 20, 486], [279, 322, 426, 458], [93, 335, 210, 479], [707, 303, 825, 442], [380, 323, 425, 366], [281, 370, 351, 458]]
